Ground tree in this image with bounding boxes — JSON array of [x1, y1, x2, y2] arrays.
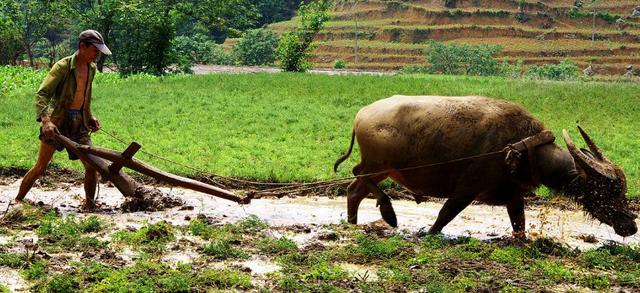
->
[[66, 0, 120, 71], [254, 0, 301, 27], [111, 0, 176, 76], [0, 12, 21, 65], [276, 0, 331, 72], [176, 0, 260, 43], [233, 28, 279, 66], [1, 0, 65, 67]]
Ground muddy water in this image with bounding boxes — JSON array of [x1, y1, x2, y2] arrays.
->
[[1, 180, 639, 250]]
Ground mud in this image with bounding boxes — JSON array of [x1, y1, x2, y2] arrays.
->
[[1, 179, 639, 250], [121, 186, 185, 212]]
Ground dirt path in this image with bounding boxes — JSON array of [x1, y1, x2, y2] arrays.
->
[[1, 179, 638, 250], [190, 64, 396, 75]]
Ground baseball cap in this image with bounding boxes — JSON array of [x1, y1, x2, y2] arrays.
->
[[79, 29, 112, 55]]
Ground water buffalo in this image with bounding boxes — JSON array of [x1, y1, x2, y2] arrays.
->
[[334, 95, 637, 237]]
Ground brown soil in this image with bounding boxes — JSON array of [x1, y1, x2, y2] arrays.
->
[[120, 186, 185, 212]]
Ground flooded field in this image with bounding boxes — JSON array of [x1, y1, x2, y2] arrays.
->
[[1, 180, 637, 249], [0, 179, 639, 292]]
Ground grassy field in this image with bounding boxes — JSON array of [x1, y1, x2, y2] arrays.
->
[[0, 205, 638, 292], [1, 69, 639, 196]]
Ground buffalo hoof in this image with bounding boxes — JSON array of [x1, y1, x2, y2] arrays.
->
[[379, 202, 397, 227]]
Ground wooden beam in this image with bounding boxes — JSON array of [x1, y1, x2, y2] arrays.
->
[[55, 134, 138, 197], [57, 135, 249, 204], [109, 142, 141, 173]]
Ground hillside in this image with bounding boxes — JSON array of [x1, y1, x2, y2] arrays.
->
[[269, 0, 640, 74]]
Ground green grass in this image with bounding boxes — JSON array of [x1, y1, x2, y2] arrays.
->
[[1, 70, 639, 197]]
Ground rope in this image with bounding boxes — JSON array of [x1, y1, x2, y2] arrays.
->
[[96, 129, 507, 197], [99, 129, 298, 188]]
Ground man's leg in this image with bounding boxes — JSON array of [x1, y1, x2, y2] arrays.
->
[[80, 159, 98, 209], [15, 142, 56, 202]]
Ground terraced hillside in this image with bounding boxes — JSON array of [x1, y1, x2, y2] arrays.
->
[[270, 0, 640, 74]]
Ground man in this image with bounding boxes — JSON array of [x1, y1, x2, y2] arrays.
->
[[15, 30, 112, 209]]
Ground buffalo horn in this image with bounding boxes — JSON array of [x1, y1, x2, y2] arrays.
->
[[577, 126, 610, 162], [562, 129, 618, 180]]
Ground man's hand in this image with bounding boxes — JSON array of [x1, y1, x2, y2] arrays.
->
[[41, 120, 60, 139], [89, 117, 101, 132]]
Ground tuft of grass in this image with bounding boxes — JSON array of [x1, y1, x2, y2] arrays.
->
[[354, 233, 412, 261], [35, 213, 107, 252], [580, 250, 614, 269], [194, 268, 253, 290], [257, 236, 298, 255], [0, 252, 26, 269], [21, 259, 47, 280], [111, 221, 175, 253], [202, 240, 249, 260], [533, 259, 575, 283], [489, 246, 524, 265]]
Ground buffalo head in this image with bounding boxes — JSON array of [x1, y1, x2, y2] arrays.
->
[[563, 126, 637, 237]]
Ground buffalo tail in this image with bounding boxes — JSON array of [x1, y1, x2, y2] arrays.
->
[[334, 130, 355, 172]]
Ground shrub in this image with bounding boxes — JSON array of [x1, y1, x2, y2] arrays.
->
[[172, 34, 234, 67], [524, 59, 579, 81], [233, 28, 279, 66], [333, 59, 346, 69], [426, 41, 502, 76], [277, 32, 312, 72], [499, 59, 524, 78]]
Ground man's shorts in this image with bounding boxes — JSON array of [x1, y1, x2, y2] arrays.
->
[[39, 109, 92, 160]]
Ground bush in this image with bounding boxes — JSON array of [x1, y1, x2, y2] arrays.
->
[[499, 59, 524, 78], [172, 34, 234, 68], [233, 28, 279, 66], [333, 59, 346, 69], [524, 59, 579, 81], [277, 32, 312, 72], [426, 41, 502, 76]]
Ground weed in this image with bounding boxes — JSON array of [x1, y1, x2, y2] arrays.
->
[[0, 252, 25, 268], [78, 215, 105, 233], [258, 236, 298, 255], [234, 215, 269, 233], [203, 240, 248, 260], [43, 274, 79, 293], [617, 269, 640, 287], [112, 221, 175, 253], [580, 250, 613, 269], [354, 233, 412, 261], [578, 273, 611, 289], [21, 259, 47, 280], [489, 246, 524, 265], [36, 213, 107, 252], [0, 284, 8, 293], [194, 268, 252, 289], [333, 59, 346, 69], [533, 259, 575, 283], [526, 237, 574, 257]]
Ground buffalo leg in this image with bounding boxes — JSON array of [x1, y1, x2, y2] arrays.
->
[[347, 179, 370, 224], [363, 179, 397, 227], [428, 197, 474, 234], [507, 196, 526, 238]]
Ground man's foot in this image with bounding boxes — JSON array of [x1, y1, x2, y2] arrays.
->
[[80, 200, 97, 211]]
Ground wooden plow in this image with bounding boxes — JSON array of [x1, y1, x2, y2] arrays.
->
[[55, 133, 251, 204]]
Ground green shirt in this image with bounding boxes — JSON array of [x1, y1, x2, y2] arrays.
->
[[35, 51, 97, 128]]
